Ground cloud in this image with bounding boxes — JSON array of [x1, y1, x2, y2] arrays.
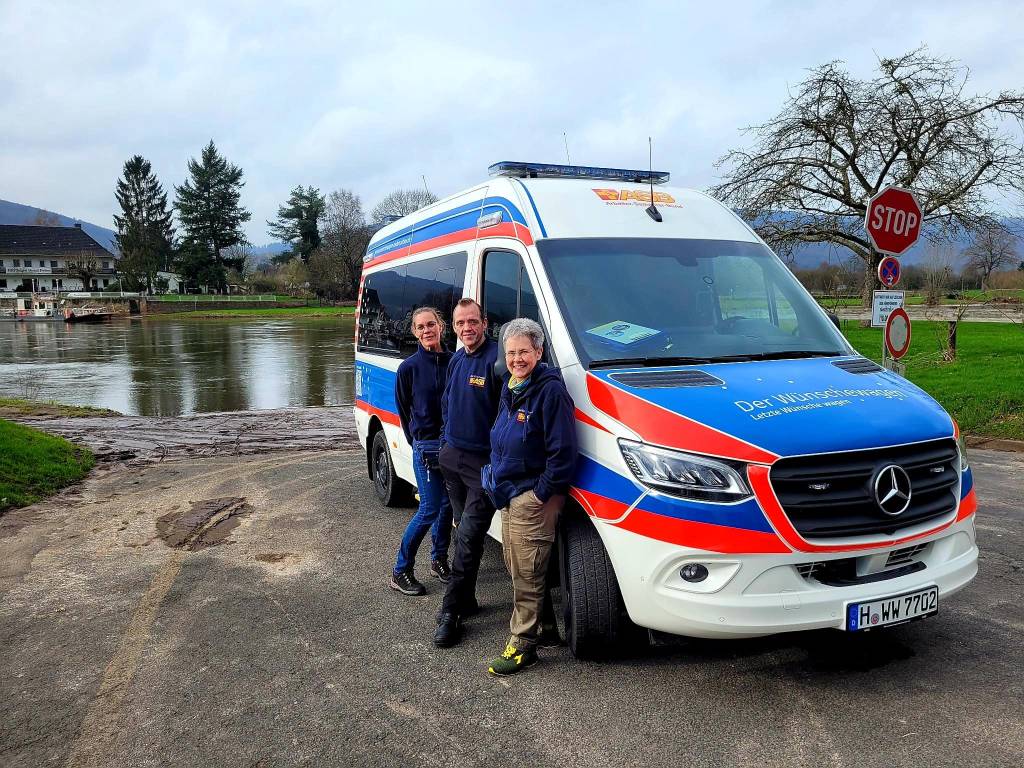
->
[[1, 0, 1021, 238]]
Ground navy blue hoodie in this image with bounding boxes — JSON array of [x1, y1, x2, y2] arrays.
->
[[395, 345, 452, 445], [440, 337, 502, 454], [483, 363, 578, 510]]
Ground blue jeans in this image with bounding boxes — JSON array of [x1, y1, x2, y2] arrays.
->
[[394, 439, 453, 575]]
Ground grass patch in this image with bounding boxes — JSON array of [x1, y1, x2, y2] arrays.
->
[[841, 320, 1024, 440], [0, 398, 120, 418], [156, 306, 355, 319], [0, 420, 94, 512]]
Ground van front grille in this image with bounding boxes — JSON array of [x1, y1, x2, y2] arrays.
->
[[769, 439, 959, 539]]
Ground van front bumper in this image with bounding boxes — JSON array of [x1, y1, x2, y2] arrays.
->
[[599, 518, 978, 639]]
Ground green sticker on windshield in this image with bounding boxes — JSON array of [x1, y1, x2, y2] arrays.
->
[[586, 321, 661, 346]]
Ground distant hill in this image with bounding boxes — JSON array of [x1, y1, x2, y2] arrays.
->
[[0, 199, 117, 253], [759, 215, 1024, 270], [0, 199, 291, 261]]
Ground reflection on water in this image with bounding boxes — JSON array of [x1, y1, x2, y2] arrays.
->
[[0, 317, 356, 416]]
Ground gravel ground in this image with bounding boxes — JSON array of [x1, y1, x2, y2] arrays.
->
[[1, 446, 1021, 768]]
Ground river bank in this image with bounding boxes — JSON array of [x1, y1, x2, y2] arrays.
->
[[6, 406, 360, 466], [151, 306, 355, 319]]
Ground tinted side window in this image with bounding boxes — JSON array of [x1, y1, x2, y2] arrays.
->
[[358, 267, 407, 355], [401, 252, 467, 354], [482, 250, 542, 341], [357, 252, 467, 358]]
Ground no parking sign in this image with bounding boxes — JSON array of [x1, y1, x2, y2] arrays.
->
[[878, 256, 902, 289]]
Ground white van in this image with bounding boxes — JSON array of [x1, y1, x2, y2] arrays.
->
[[354, 162, 978, 658]]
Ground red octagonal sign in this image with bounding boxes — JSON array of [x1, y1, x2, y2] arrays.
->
[[865, 186, 923, 256]]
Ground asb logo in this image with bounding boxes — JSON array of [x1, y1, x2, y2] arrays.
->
[[874, 465, 912, 516], [593, 188, 677, 204]]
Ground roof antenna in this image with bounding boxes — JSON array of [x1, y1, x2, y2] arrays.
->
[[563, 132, 571, 164], [646, 137, 662, 222], [421, 175, 431, 196]]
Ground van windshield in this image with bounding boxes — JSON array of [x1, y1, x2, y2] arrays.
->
[[536, 238, 851, 368]]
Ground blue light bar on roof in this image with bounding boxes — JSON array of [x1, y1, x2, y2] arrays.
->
[[488, 161, 670, 185]]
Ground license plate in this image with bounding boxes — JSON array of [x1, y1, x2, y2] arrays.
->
[[846, 586, 938, 631]]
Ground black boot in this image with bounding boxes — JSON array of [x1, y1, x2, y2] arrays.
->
[[433, 611, 463, 648]]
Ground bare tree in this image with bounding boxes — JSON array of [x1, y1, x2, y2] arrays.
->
[[370, 188, 438, 227], [922, 244, 956, 306], [317, 189, 373, 299], [963, 224, 1019, 291], [65, 250, 100, 290], [712, 47, 1024, 306]]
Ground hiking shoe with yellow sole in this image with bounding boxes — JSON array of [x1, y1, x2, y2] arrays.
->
[[488, 643, 538, 676]]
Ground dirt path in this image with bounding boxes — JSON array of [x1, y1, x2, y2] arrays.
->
[[1, 447, 1022, 767]]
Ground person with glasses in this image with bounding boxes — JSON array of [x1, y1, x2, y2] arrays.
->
[[482, 318, 578, 675], [389, 307, 454, 596]]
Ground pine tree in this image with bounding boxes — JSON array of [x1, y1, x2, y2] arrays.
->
[[173, 140, 251, 273], [113, 155, 175, 293], [267, 185, 326, 263]]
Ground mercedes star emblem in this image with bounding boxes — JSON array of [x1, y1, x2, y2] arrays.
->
[[874, 464, 912, 516]]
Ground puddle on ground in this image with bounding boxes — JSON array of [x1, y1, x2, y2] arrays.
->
[[156, 497, 252, 551]]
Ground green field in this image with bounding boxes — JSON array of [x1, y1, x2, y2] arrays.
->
[[841, 321, 1024, 440], [0, 398, 120, 418], [819, 289, 1024, 308], [149, 294, 300, 302], [156, 306, 355, 318], [0, 420, 95, 512]]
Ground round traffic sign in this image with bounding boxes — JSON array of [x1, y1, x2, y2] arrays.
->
[[878, 256, 902, 288], [885, 307, 912, 359], [865, 186, 923, 256]]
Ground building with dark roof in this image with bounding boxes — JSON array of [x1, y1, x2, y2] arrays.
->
[[0, 223, 117, 292]]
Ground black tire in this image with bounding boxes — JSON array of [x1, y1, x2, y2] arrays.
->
[[559, 511, 642, 659], [371, 429, 411, 507]]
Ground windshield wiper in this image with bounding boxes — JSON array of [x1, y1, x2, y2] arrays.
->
[[703, 350, 844, 363], [588, 355, 714, 369]]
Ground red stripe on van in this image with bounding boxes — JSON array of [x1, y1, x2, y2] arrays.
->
[[586, 373, 778, 464], [956, 487, 977, 520], [571, 487, 629, 520], [571, 487, 789, 553], [613, 507, 791, 554], [575, 408, 611, 433], [363, 223, 535, 270], [748, 464, 965, 553], [354, 399, 401, 427]]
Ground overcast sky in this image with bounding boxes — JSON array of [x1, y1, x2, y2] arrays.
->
[[2, 0, 1022, 244]]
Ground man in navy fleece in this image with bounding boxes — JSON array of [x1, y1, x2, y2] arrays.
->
[[433, 299, 502, 647]]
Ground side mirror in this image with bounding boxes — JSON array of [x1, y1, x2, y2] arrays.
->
[[828, 312, 840, 330]]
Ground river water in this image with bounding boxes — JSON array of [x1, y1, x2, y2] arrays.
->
[[0, 317, 356, 416]]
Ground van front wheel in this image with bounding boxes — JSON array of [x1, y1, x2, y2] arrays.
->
[[558, 512, 640, 659], [371, 430, 410, 507]]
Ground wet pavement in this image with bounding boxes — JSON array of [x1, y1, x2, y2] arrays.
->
[[0, 447, 1022, 767]]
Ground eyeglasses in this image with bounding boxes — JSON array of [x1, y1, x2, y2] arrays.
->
[[505, 349, 536, 359]]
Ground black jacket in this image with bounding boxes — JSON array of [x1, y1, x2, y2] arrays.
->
[[394, 345, 451, 444], [441, 337, 502, 454]]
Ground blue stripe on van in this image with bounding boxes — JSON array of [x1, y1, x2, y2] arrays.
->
[[366, 196, 530, 261]]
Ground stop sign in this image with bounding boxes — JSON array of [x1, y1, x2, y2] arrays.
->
[[865, 186, 923, 256]]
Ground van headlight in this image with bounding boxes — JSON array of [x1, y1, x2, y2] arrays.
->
[[956, 435, 969, 471], [618, 439, 752, 502]]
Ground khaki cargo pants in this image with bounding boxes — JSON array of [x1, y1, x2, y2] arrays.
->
[[500, 489, 564, 650]]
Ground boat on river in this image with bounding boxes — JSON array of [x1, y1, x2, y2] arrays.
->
[[9, 294, 60, 321], [63, 305, 114, 323]]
